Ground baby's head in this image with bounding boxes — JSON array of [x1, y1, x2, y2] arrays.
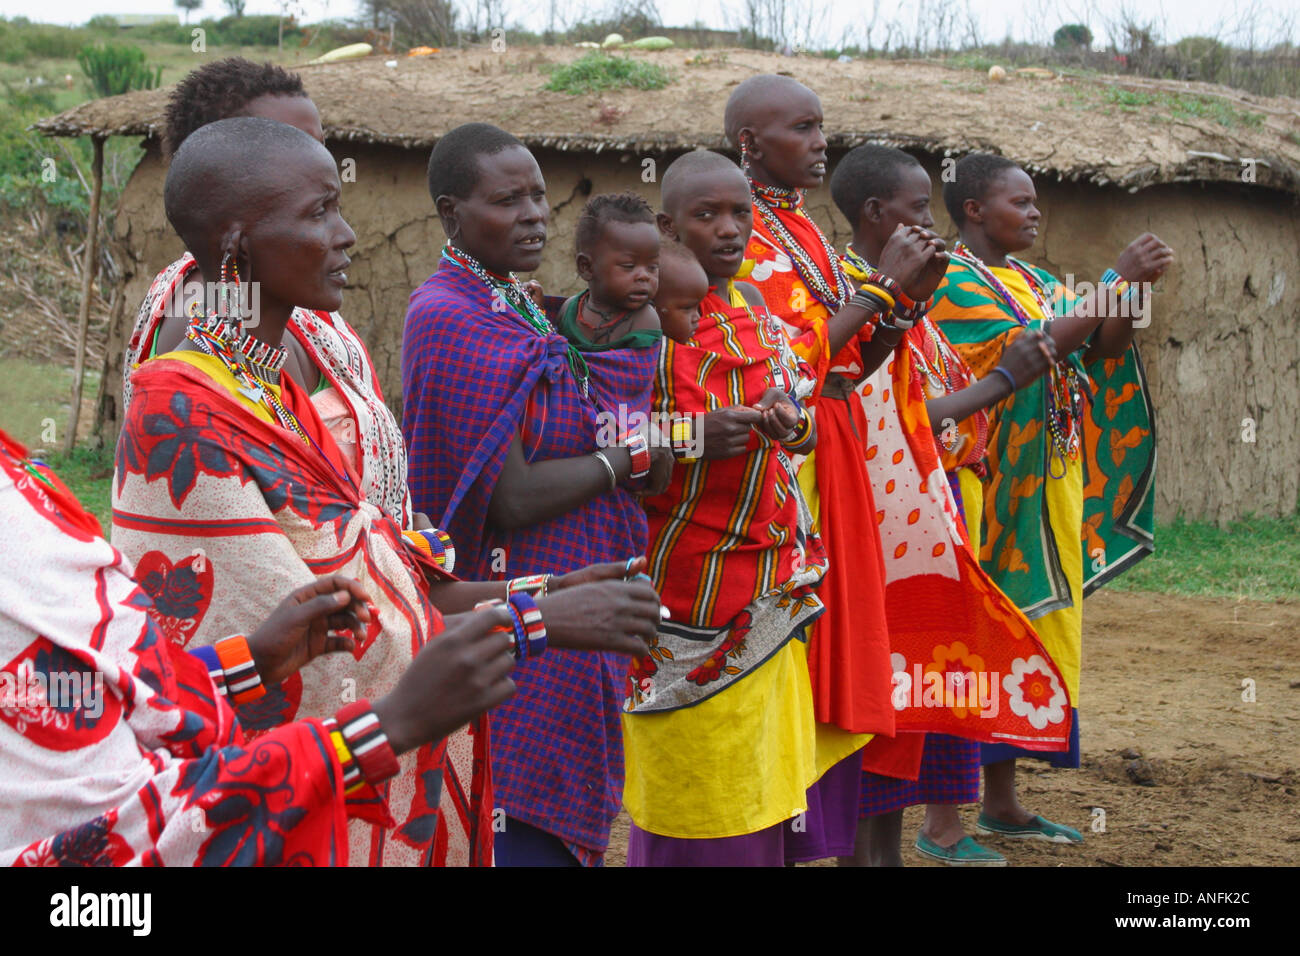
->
[[575, 193, 660, 312], [654, 240, 708, 343]]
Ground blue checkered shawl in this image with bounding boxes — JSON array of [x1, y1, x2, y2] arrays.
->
[[402, 258, 655, 861]]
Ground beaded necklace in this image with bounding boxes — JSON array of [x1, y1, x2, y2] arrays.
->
[[576, 290, 635, 344], [952, 242, 1084, 477], [749, 180, 851, 311], [442, 242, 591, 398], [183, 314, 356, 492]]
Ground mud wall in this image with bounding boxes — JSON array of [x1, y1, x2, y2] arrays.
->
[[103, 141, 1299, 525]]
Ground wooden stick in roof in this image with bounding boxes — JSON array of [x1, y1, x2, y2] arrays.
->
[[66, 135, 104, 454]]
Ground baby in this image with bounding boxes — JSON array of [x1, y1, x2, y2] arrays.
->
[[653, 238, 709, 344], [559, 192, 663, 351]]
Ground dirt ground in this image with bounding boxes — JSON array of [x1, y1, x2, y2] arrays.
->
[[605, 590, 1300, 867]]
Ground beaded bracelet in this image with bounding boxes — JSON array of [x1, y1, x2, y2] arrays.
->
[[402, 527, 457, 574], [507, 573, 550, 599], [335, 699, 401, 787], [892, 296, 930, 329], [327, 727, 366, 795], [860, 267, 904, 305], [1101, 268, 1135, 300], [620, 428, 651, 480], [782, 407, 814, 447], [668, 416, 698, 460], [189, 645, 228, 697], [507, 591, 548, 659], [475, 598, 523, 659], [213, 635, 265, 705]]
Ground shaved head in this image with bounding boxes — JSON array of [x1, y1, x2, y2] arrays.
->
[[660, 149, 744, 217], [164, 115, 331, 257], [724, 73, 815, 147]]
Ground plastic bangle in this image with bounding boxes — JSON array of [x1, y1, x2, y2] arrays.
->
[[991, 365, 1018, 394], [857, 283, 896, 313], [592, 450, 617, 491]]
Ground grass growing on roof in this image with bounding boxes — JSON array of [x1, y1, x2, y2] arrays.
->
[[1107, 512, 1300, 602], [542, 52, 671, 95]]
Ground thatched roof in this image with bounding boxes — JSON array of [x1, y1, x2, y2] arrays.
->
[[36, 46, 1300, 195]]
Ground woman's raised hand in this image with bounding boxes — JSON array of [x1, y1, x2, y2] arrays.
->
[[536, 578, 661, 658], [1115, 233, 1174, 284], [997, 328, 1058, 391], [246, 575, 373, 687]]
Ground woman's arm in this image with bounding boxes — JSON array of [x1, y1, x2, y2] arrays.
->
[[487, 436, 635, 531]]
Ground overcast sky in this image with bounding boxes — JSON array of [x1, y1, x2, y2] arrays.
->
[[2, 0, 1294, 48]]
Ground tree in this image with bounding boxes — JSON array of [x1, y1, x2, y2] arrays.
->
[[357, 0, 393, 30], [1053, 23, 1092, 50], [387, 0, 457, 46], [76, 43, 163, 98], [224, 0, 247, 17], [174, 0, 202, 23]]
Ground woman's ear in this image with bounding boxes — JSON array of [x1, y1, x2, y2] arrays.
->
[[435, 195, 459, 239], [656, 211, 678, 241], [738, 129, 758, 162], [862, 197, 883, 226], [963, 197, 983, 226]]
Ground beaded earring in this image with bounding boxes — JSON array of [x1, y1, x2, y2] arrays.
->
[[740, 137, 752, 177], [218, 252, 241, 323]]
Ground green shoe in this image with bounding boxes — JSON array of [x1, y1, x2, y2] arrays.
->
[[914, 833, 1007, 866], [976, 813, 1083, 844]]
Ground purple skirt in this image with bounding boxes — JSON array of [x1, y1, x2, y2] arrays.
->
[[627, 820, 786, 866], [859, 733, 980, 817], [783, 751, 863, 863]]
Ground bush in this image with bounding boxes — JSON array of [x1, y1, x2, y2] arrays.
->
[[542, 51, 672, 94], [76, 42, 163, 98], [211, 14, 303, 47], [1053, 24, 1092, 50]]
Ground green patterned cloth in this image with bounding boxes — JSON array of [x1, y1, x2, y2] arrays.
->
[[930, 255, 1156, 617]]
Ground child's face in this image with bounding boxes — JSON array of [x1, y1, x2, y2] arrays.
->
[[746, 85, 828, 190], [970, 167, 1040, 256], [874, 164, 936, 237], [667, 168, 753, 280], [654, 255, 709, 343], [581, 219, 660, 311]]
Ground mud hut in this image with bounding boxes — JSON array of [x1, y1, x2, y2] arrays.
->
[[38, 47, 1300, 524]]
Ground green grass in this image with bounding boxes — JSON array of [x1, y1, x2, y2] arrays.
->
[[542, 51, 672, 95], [39, 444, 114, 530], [1093, 85, 1265, 128], [1109, 513, 1300, 602]]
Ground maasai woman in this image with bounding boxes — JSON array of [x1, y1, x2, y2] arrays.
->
[[618, 149, 835, 866], [112, 118, 662, 867], [931, 152, 1171, 843], [403, 124, 670, 867], [724, 74, 950, 864], [830, 144, 1061, 866], [122, 57, 411, 525], [2, 427, 522, 866]]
